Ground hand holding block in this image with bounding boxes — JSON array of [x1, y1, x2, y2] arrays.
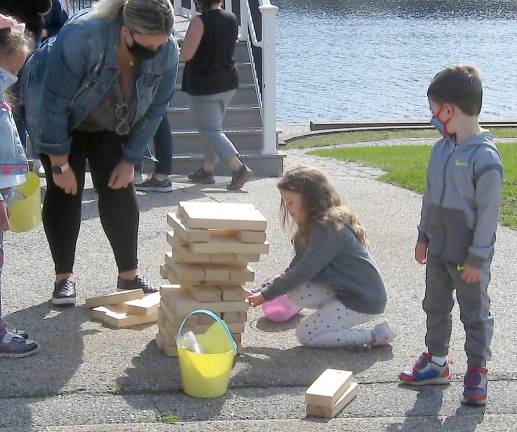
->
[[124, 292, 161, 316], [178, 201, 267, 231], [86, 289, 144, 308], [305, 369, 354, 407], [306, 382, 358, 418]]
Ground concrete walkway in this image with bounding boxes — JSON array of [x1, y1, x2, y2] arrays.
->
[[1, 140, 516, 431]]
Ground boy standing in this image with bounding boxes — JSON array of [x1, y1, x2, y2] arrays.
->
[[399, 65, 503, 406]]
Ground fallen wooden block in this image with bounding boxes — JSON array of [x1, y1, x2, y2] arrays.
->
[[162, 290, 249, 314], [238, 230, 267, 244], [86, 289, 144, 309], [189, 236, 269, 255], [306, 382, 358, 418], [222, 312, 247, 323], [124, 292, 161, 316], [305, 369, 354, 409], [91, 305, 158, 328], [178, 201, 267, 231], [222, 286, 250, 302]]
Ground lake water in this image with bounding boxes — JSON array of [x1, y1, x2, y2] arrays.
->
[[274, 0, 517, 122]]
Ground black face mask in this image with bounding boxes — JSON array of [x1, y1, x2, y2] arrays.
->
[[126, 30, 161, 61]]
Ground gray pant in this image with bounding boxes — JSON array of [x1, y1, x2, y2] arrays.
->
[[190, 90, 239, 164], [423, 255, 494, 367]]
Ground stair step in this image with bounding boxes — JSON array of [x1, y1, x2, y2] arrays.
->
[[171, 128, 263, 153], [143, 152, 285, 176], [168, 106, 261, 129]]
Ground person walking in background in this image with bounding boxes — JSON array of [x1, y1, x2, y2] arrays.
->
[[21, 0, 178, 306], [181, 0, 253, 191], [399, 66, 503, 407], [0, 14, 39, 357], [134, 114, 174, 192]]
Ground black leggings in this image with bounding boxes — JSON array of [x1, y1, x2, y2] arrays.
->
[[40, 131, 139, 275]]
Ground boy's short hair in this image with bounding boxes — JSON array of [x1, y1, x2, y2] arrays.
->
[[427, 65, 483, 116]]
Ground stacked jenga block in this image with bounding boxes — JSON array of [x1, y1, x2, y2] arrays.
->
[[86, 289, 161, 328], [305, 369, 358, 418], [156, 201, 268, 356]]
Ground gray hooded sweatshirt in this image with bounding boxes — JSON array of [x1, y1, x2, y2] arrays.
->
[[261, 222, 387, 315], [417, 132, 503, 267]]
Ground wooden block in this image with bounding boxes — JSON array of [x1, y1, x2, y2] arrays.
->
[[178, 201, 267, 231], [124, 292, 161, 316], [203, 264, 231, 282], [91, 305, 158, 328], [222, 312, 247, 323], [238, 230, 267, 244], [190, 236, 269, 255], [168, 212, 211, 243], [305, 369, 354, 408], [230, 265, 254, 283], [155, 332, 178, 357], [170, 246, 212, 264], [222, 286, 250, 301], [210, 253, 236, 264], [159, 284, 183, 302], [162, 290, 249, 314], [186, 285, 222, 302], [306, 382, 358, 418], [86, 289, 144, 308], [170, 262, 205, 281]]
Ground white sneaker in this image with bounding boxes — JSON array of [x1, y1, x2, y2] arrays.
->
[[371, 321, 396, 346]]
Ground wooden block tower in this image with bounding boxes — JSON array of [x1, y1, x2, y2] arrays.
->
[[156, 201, 268, 356]]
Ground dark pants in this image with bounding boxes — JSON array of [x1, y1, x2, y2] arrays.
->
[[423, 255, 494, 368], [154, 115, 173, 175], [40, 131, 139, 275]]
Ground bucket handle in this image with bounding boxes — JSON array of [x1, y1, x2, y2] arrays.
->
[[177, 309, 238, 354]]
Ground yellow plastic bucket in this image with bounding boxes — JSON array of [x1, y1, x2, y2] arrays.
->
[[9, 172, 42, 233], [177, 309, 237, 398]]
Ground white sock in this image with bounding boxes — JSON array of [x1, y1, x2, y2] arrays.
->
[[431, 355, 447, 366]]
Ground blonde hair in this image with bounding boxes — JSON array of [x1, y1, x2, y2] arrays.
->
[[278, 166, 367, 247], [92, 0, 174, 34]]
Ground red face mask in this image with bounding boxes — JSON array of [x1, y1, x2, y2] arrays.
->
[[430, 105, 452, 137]]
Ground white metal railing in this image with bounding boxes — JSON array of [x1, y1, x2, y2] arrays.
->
[[176, 0, 278, 155]]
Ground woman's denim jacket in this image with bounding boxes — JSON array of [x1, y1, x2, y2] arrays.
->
[[0, 89, 28, 202], [21, 10, 179, 162]]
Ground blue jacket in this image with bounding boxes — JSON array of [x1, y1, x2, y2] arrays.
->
[[417, 132, 503, 268], [21, 10, 179, 162], [0, 92, 28, 178]]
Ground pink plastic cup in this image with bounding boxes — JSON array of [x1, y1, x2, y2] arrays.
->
[[261, 294, 302, 322]]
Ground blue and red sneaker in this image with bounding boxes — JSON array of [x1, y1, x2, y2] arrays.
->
[[462, 366, 488, 406], [399, 352, 451, 385]]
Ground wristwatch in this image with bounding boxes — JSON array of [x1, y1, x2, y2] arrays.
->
[[51, 162, 70, 174]]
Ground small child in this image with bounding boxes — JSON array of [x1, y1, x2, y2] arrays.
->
[[0, 14, 39, 358], [247, 166, 395, 348], [399, 66, 503, 407]]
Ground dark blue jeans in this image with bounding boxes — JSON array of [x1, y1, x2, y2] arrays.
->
[[152, 115, 173, 175]]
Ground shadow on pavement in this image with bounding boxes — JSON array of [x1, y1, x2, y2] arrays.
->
[[0, 301, 88, 429]]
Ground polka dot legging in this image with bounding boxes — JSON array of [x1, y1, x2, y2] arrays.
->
[[287, 281, 376, 348]]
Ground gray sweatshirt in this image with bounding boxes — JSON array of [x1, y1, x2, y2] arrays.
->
[[418, 132, 503, 267], [261, 222, 387, 315]]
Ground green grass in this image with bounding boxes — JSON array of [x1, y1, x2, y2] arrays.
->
[[150, 415, 178, 424], [311, 143, 517, 229], [286, 127, 517, 149]]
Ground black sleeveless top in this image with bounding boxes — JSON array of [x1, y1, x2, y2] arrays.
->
[[182, 9, 239, 96]]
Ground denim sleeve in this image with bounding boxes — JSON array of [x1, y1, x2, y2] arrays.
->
[[466, 150, 503, 268], [123, 46, 179, 163], [39, 26, 89, 155], [261, 224, 346, 301]]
